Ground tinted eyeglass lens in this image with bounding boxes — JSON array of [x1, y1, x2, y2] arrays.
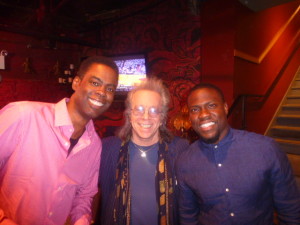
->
[[132, 106, 161, 118]]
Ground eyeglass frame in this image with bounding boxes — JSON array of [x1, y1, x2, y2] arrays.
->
[[131, 105, 162, 118]]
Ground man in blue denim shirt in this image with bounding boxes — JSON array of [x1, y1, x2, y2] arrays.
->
[[176, 83, 300, 225]]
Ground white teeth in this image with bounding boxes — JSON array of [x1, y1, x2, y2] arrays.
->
[[200, 122, 215, 128], [141, 124, 151, 128], [89, 99, 103, 107]]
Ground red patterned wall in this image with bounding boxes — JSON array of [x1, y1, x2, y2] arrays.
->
[[0, 0, 201, 137], [0, 30, 81, 108], [95, 0, 201, 136], [0, 79, 69, 108]]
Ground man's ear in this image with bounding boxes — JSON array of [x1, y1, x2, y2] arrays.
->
[[72, 76, 81, 91], [224, 102, 229, 115]]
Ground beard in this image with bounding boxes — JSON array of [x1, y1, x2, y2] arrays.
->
[[198, 130, 220, 144]]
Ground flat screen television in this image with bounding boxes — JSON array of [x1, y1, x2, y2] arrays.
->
[[111, 53, 148, 95]]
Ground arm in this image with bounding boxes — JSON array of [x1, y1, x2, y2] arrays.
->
[[69, 140, 101, 225], [0, 103, 23, 223], [0, 103, 22, 168], [98, 137, 122, 225], [269, 141, 300, 224], [175, 157, 200, 225], [0, 209, 17, 225]]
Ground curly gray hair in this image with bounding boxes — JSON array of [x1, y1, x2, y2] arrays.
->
[[116, 77, 173, 142]]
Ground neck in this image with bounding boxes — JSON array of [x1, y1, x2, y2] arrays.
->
[[132, 140, 158, 147], [71, 127, 86, 139], [66, 99, 89, 138], [131, 129, 161, 146], [131, 136, 159, 146]]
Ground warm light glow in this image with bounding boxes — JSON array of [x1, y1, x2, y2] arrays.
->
[[173, 105, 191, 131]]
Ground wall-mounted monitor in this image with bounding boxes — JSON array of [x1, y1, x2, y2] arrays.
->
[[111, 53, 147, 95]]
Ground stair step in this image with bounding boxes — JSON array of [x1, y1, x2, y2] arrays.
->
[[275, 138, 300, 155], [286, 95, 300, 104], [287, 95, 300, 99], [275, 138, 300, 145], [272, 125, 300, 131], [266, 68, 300, 155], [281, 104, 300, 113], [277, 114, 300, 119], [282, 104, 300, 108], [292, 81, 300, 87], [286, 154, 300, 176], [276, 115, 300, 126], [288, 89, 300, 95], [270, 126, 300, 139]]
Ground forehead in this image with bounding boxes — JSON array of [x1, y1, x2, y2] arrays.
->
[[188, 88, 223, 105], [84, 63, 118, 84], [131, 90, 162, 106]]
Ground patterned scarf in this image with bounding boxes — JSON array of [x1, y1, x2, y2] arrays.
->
[[113, 140, 174, 225]]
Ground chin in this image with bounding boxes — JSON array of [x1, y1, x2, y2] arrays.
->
[[87, 111, 104, 119], [199, 134, 220, 144]]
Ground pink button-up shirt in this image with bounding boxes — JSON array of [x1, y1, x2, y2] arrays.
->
[[0, 98, 101, 225]]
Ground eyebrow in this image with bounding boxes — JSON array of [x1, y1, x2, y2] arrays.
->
[[90, 75, 117, 88], [135, 105, 159, 108]]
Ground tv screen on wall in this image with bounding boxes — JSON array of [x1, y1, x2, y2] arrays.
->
[[111, 53, 147, 94]]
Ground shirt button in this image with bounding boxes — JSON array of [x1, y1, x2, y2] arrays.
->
[[48, 212, 53, 217], [225, 188, 230, 192], [58, 186, 62, 191], [69, 128, 73, 132], [64, 142, 69, 146], [218, 163, 222, 167], [214, 145, 218, 149], [230, 212, 235, 217]]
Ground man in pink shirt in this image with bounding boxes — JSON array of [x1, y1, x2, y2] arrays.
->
[[0, 56, 119, 225]]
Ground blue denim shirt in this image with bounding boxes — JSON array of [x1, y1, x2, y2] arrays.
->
[[176, 128, 300, 225]]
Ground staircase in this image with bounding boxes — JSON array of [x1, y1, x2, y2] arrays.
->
[[266, 67, 300, 182]]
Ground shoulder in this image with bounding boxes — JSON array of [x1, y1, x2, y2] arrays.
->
[[177, 140, 199, 160], [167, 136, 190, 154], [99, 137, 122, 180], [169, 136, 189, 147], [2, 101, 49, 112], [101, 136, 122, 158], [1, 101, 52, 120], [102, 136, 122, 147], [232, 128, 277, 148], [175, 140, 200, 173], [231, 129, 284, 163]]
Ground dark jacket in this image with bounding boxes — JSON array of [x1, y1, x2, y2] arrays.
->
[[95, 136, 189, 225]]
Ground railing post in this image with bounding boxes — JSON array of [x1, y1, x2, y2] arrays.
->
[[241, 95, 246, 130]]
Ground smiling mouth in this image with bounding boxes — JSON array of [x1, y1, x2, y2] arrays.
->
[[89, 98, 104, 107], [200, 121, 215, 128], [140, 124, 151, 128]]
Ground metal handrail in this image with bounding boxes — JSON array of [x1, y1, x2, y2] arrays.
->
[[227, 94, 263, 130], [228, 43, 300, 130]]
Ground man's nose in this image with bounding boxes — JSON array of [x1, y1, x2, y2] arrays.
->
[[96, 85, 106, 97], [198, 108, 210, 119], [141, 109, 150, 119]]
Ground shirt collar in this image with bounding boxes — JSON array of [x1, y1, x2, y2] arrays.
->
[[54, 98, 72, 127], [198, 127, 233, 149], [54, 98, 96, 136]]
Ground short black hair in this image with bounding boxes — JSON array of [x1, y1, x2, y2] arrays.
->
[[77, 56, 119, 78], [188, 83, 225, 102]]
